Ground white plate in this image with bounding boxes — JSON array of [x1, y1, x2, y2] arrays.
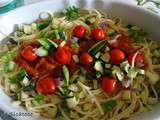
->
[[0, 0, 160, 120]]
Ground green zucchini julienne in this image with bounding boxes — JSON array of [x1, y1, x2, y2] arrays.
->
[[88, 39, 107, 55]]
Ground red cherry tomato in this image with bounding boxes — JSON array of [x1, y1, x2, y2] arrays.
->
[[110, 49, 125, 64], [91, 28, 106, 41], [128, 52, 144, 67], [73, 25, 86, 38], [101, 77, 117, 93], [55, 46, 71, 64], [21, 46, 38, 62], [37, 76, 56, 94], [80, 52, 93, 66]]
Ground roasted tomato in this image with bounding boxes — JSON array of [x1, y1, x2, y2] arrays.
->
[[91, 28, 106, 41], [37, 76, 56, 94], [73, 25, 86, 38], [110, 49, 125, 64], [80, 52, 93, 66], [21, 46, 38, 62], [55, 46, 71, 64], [101, 76, 117, 93]]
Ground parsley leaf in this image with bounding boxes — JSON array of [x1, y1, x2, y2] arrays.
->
[[33, 94, 45, 102], [65, 6, 80, 21], [1, 52, 15, 73], [128, 26, 147, 43], [101, 100, 117, 111]]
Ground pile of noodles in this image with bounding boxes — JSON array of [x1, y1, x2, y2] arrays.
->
[[0, 9, 160, 120]]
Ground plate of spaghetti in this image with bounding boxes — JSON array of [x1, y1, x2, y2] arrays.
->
[[0, 0, 160, 120]]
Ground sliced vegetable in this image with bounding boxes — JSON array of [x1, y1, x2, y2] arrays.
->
[[120, 60, 130, 73], [116, 71, 124, 82], [101, 100, 117, 111], [101, 77, 117, 93], [95, 52, 101, 59], [22, 85, 33, 92], [91, 28, 106, 41], [85, 16, 96, 25], [80, 52, 93, 66], [110, 49, 125, 64], [105, 64, 111, 69], [66, 96, 79, 108], [35, 47, 48, 57], [72, 55, 79, 63], [37, 19, 50, 30], [94, 61, 103, 74], [88, 39, 107, 55], [39, 38, 58, 50], [62, 65, 70, 86], [100, 52, 110, 63], [128, 67, 139, 79], [73, 25, 86, 38], [21, 76, 30, 86]]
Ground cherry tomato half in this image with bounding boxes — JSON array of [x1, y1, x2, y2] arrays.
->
[[80, 52, 93, 66], [55, 46, 71, 64], [110, 49, 125, 64], [91, 28, 106, 41], [37, 76, 56, 94], [21, 46, 38, 62], [128, 52, 144, 67], [73, 25, 86, 38], [101, 77, 117, 93]]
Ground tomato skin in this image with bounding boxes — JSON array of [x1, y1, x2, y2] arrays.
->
[[80, 52, 93, 66], [21, 46, 38, 62], [101, 77, 117, 93], [91, 28, 106, 41], [55, 46, 71, 64], [108, 35, 132, 54], [110, 49, 125, 64], [118, 35, 132, 54], [128, 52, 144, 67], [15, 56, 39, 77], [73, 25, 86, 38], [37, 76, 56, 94]]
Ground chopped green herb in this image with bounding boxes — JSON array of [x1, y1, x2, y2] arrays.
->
[[128, 27, 147, 43], [39, 31, 48, 38], [9, 76, 19, 84], [22, 85, 33, 92], [65, 6, 80, 21], [101, 100, 117, 111], [1, 52, 15, 73], [33, 94, 45, 102], [9, 69, 28, 84]]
